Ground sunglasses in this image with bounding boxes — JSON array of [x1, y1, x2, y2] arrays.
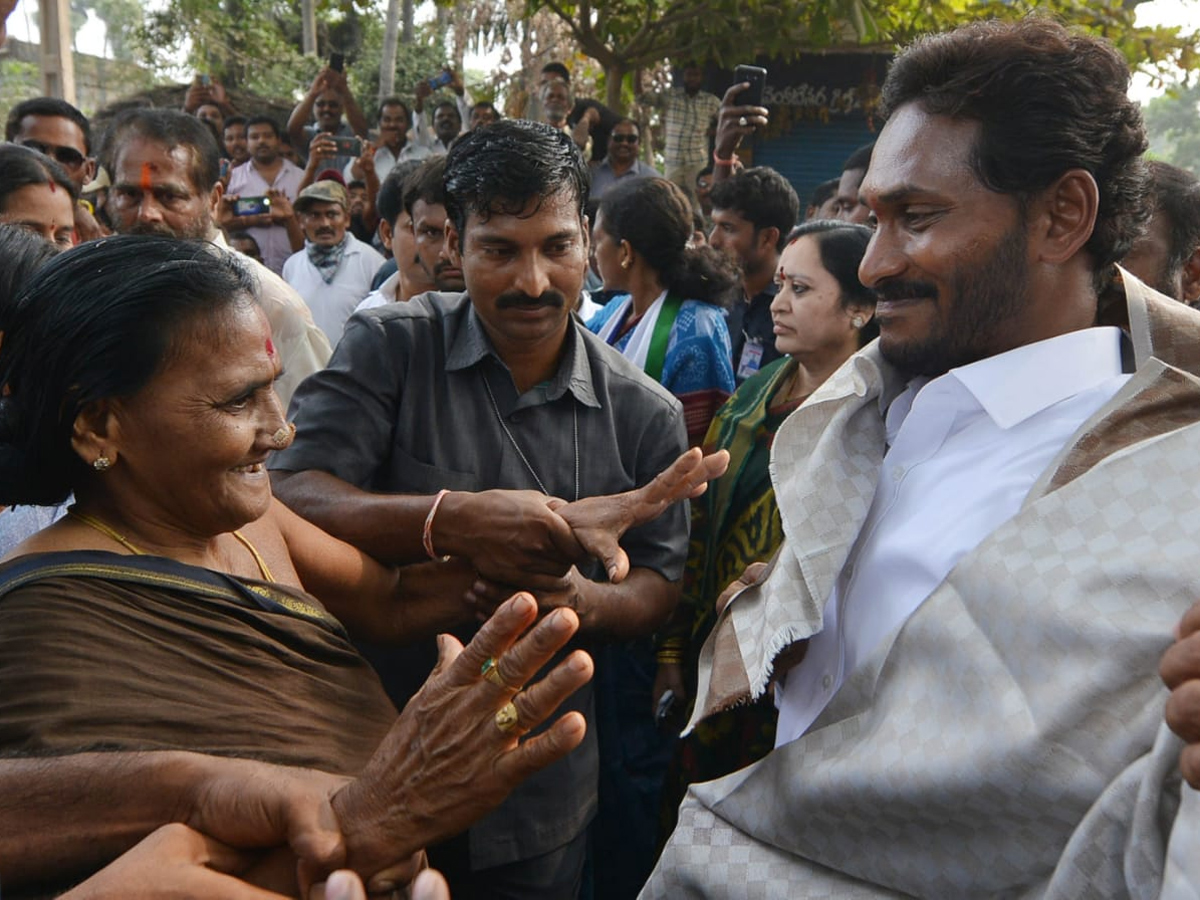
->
[[610, 134, 639, 143], [18, 140, 86, 170]]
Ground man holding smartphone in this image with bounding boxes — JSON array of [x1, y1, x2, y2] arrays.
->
[[638, 63, 721, 206], [287, 65, 369, 173], [225, 115, 304, 274]]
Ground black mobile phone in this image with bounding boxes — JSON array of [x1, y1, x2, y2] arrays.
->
[[329, 52, 345, 73], [333, 136, 362, 157], [198, 73, 211, 87], [234, 196, 271, 216], [733, 64, 768, 107]]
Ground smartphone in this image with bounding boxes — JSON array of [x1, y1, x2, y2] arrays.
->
[[329, 52, 345, 73], [428, 70, 453, 90], [219, 158, 231, 178], [733, 64, 768, 107], [333, 136, 363, 157], [234, 196, 271, 216], [198, 73, 212, 86]]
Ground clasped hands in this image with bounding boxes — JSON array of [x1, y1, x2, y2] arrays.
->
[[432, 447, 729, 614]]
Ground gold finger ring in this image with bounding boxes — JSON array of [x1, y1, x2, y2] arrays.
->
[[481, 656, 512, 689], [495, 701, 520, 733]]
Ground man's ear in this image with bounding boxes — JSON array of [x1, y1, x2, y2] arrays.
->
[[378, 217, 393, 247], [207, 181, 224, 224], [71, 399, 120, 470], [446, 220, 463, 267], [83, 156, 97, 185], [756, 225, 780, 255], [1031, 168, 1098, 266], [1181, 247, 1200, 305]]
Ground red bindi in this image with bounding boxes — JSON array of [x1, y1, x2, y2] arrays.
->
[[140, 163, 153, 192], [265, 337, 275, 357], [47, 181, 57, 192]]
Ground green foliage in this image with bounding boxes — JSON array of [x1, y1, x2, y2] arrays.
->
[[346, 16, 453, 113], [1144, 81, 1200, 174], [520, 0, 1200, 111], [0, 58, 43, 127]]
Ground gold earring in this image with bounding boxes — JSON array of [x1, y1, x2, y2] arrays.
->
[[620, 258, 631, 270], [93, 456, 112, 471], [852, 316, 864, 328]]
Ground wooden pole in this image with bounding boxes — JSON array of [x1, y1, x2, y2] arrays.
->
[[38, 0, 76, 103]]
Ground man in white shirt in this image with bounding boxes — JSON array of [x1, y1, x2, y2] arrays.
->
[[345, 97, 428, 186], [225, 115, 304, 275], [648, 17, 1200, 899], [283, 180, 384, 343]]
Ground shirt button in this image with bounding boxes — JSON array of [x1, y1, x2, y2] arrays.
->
[[821, 674, 832, 690]]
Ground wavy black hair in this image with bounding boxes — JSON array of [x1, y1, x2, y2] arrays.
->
[[443, 119, 589, 236], [0, 144, 79, 212], [0, 225, 58, 332], [880, 17, 1148, 292], [0, 236, 257, 505], [599, 176, 739, 308], [708, 167, 800, 252]]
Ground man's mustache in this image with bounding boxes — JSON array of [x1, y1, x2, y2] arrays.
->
[[496, 290, 566, 310], [876, 279, 937, 303], [314, 228, 336, 237]]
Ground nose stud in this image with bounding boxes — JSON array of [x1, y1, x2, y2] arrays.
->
[[271, 422, 296, 449]]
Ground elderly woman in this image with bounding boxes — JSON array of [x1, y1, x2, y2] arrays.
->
[[0, 235, 723, 897]]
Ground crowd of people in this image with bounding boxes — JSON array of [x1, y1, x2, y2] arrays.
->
[[4, 9, 1200, 900]]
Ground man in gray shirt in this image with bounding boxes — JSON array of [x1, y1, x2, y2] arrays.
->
[[270, 119, 688, 899]]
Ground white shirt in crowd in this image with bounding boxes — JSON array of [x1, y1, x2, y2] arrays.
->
[[775, 326, 1131, 746], [354, 270, 402, 312], [282, 234, 386, 345]]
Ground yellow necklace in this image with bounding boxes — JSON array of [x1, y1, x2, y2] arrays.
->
[[69, 509, 144, 554]]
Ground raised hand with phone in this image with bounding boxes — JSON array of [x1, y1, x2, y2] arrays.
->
[[712, 64, 770, 185]]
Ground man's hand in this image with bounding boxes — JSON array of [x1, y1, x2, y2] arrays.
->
[[331, 593, 592, 881], [306, 134, 338, 169], [554, 448, 730, 583], [59, 823, 292, 900], [268, 189, 295, 225], [651, 662, 688, 719], [713, 83, 768, 162], [357, 141, 377, 179], [1162, 600, 1200, 787], [433, 489, 584, 584], [465, 567, 587, 623], [308, 69, 332, 98]]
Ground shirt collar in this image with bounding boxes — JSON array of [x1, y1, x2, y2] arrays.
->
[[446, 299, 600, 408], [946, 326, 1125, 429]]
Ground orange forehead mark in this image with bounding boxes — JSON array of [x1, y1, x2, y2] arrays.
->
[[47, 181, 57, 192], [140, 163, 153, 192]]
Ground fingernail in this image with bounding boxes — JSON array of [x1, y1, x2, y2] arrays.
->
[[608, 565, 618, 581], [568, 653, 590, 673], [327, 871, 358, 900]]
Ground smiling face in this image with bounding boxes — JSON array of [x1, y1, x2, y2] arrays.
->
[[541, 81, 572, 124], [378, 102, 410, 150], [447, 190, 586, 358], [770, 234, 861, 359], [0, 181, 76, 251], [314, 91, 343, 131], [608, 122, 640, 168], [858, 104, 1038, 378], [96, 301, 285, 537]]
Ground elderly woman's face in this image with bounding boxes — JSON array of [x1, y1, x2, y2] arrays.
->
[[102, 302, 285, 536]]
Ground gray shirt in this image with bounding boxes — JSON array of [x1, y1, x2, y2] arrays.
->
[[271, 290, 688, 868]]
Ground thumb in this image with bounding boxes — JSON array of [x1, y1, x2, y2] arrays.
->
[[430, 632, 464, 678], [587, 534, 629, 584]]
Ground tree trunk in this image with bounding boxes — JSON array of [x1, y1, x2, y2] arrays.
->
[[380, 0, 401, 98], [301, 0, 317, 55], [402, 0, 415, 44], [605, 62, 626, 112]]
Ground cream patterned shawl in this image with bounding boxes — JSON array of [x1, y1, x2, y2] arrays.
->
[[647, 272, 1200, 898]]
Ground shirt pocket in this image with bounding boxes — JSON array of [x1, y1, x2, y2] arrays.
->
[[385, 443, 483, 494]]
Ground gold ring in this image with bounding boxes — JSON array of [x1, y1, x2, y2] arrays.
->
[[495, 701, 520, 733], [481, 656, 512, 689]]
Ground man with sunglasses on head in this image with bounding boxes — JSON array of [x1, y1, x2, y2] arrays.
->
[[587, 118, 657, 201], [5, 97, 107, 240]]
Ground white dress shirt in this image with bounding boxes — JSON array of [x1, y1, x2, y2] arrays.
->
[[282, 234, 386, 345], [775, 327, 1131, 746], [355, 270, 402, 312]]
